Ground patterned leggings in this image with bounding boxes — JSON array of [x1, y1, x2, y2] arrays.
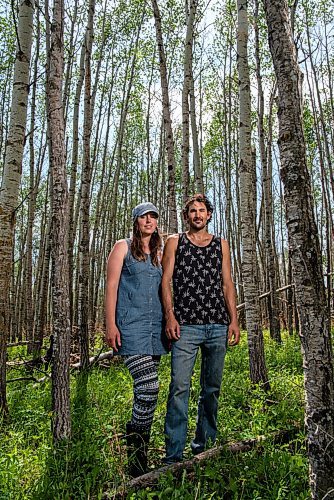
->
[[124, 355, 160, 431]]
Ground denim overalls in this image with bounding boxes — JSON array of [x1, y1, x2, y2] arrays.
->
[[116, 239, 169, 356]]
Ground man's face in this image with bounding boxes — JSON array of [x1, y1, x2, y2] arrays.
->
[[185, 201, 211, 230]]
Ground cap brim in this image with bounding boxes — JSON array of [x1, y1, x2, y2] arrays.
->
[[139, 210, 158, 216]]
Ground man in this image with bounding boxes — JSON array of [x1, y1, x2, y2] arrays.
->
[[162, 193, 240, 463]]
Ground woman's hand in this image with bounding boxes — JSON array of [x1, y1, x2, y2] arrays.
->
[[105, 325, 122, 352]]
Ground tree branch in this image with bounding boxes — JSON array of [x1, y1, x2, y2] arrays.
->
[[104, 428, 301, 498]]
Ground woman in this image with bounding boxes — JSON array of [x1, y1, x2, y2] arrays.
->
[[105, 202, 168, 477]]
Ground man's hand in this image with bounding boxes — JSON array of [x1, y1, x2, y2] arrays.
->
[[166, 313, 181, 341], [228, 321, 240, 346], [105, 325, 121, 352]]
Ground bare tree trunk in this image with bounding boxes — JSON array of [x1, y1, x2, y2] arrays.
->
[[301, 43, 334, 335], [62, 0, 79, 123], [78, 0, 95, 370], [151, 0, 177, 232], [106, 12, 145, 249], [254, 1, 281, 342], [189, 72, 203, 193], [237, 0, 269, 389], [90, 86, 112, 330], [181, 24, 191, 203], [0, 0, 34, 415], [262, 1, 334, 496], [68, 41, 85, 332], [35, 213, 51, 354], [303, 10, 334, 200], [182, 0, 201, 202], [48, 0, 71, 441], [26, 6, 42, 355], [186, 0, 202, 194]]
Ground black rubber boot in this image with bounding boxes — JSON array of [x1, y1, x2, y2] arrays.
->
[[126, 422, 150, 478]]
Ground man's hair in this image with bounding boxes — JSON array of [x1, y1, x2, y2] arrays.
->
[[131, 221, 162, 267], [182, 193, 214, 221]]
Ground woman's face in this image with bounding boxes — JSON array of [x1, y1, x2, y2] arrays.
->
[[136, 212, 158, 236]]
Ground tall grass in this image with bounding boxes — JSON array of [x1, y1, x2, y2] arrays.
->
[[1, 332, 309, 499]]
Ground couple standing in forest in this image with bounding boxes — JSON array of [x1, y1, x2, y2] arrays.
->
[[105, 194, 240, 477]]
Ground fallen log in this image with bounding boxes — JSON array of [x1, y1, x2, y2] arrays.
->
[[7, 341, 30, 347], [7, 350, 116, 370], [104, 428, 300, 499], [7, 375, 49, 383], [70, 350, 115, 369], [7, 358, 45, 369]]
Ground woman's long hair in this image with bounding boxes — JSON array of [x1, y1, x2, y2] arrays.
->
[[131, 221, 162, 267]]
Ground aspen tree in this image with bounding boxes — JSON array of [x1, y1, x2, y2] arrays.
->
[[254, 0, 281, 342], [237, 0, 269, 388], [25, 6, 43, 355], [0, 0, 34, 414], [183, 0, 203, 196], [262, 0, 334, 495], [68, 41, 85, 330], [48, 0, 71, 440], [78, 0, 95, 369], [151, 0, 177, 232]]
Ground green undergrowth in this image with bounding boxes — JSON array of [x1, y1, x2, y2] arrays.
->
[[1, 332, 310, 499]]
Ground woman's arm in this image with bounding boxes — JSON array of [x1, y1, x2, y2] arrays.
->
[[162, 235, 180, 340], [105, 240, 128, 352]]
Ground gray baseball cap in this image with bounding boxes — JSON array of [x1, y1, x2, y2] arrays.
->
[[132, 202, 159, 221]]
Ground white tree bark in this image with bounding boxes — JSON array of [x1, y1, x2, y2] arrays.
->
[[189, 71, 202, 193], [262, 1, 334, 497], [0, 0, 34, 414], [237, 0, 269, 388], [182, 0, 203, 203]]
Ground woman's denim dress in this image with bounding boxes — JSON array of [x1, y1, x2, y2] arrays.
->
[[116, 240, 169, 356]]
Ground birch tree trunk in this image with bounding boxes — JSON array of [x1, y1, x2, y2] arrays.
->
[[68, 41, 85, 331], [48, 0, 71, 441], [151, 0, 177, 232], [182, 0, 201, 203], [254, 1, 281, 342], [0, 0, 34, 415], [262, 1, 334, 496], [186, 0, 203, 194], [78, 0, 95, 370], [26, 6, 42, 355], [181, 13, 191, 204], [35, 209, 51, 353], [237, 0, 269, 389], [107, 20, 143, 246], [189, 72, 202, 193]]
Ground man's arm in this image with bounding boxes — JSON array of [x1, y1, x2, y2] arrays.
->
[[105, 240, 127, 352], [162, 235, 180, 340], [221, 238, 240, 346]]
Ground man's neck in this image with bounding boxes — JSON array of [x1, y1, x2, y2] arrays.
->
[[187, 228, 212, 241]]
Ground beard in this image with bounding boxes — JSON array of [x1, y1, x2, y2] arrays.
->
[[189, 219, 207, 230]]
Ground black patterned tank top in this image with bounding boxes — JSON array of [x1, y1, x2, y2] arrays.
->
[[173, 233, 230, 325]]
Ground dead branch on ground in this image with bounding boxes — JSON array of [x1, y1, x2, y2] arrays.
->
[[104, 427, 301, 498], [70, 350, 115, 369]]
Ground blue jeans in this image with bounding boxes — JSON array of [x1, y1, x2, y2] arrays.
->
[[164, 324, 228, 462]]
